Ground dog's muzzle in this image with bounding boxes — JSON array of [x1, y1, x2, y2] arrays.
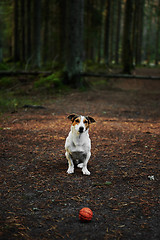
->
[[79, 127, 84, 133]]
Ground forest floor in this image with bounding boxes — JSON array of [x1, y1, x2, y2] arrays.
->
[[0, 68, 160, 240]]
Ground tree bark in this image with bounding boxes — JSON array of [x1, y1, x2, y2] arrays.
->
[[97, 0, 106, 63], [115, 0, 121, 64], [104, 0, 111, 65], [85, 0, 93, 61], [0, 5, 3, 62], [26, 0, 32, 62], [33, 0, 42, 68], [58, 0, 67, 65], [13, 0, 20, 62], [1, 71, 160, 80], [82, 72, 160, 80], [155, 0, 160, 65], [145, 0, 152, 65], [0, 34, 2, 63], [109, 0, 115, 64], [42, 0, 50, 63], [122, 0, 133, 74], [20, 0, 25, 63], [134, 0, 145, 65], [65, 0, 84, 87]]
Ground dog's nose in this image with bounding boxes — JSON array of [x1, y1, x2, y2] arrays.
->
[[79, 127, 84, 133]]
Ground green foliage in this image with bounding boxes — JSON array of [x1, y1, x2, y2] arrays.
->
[[0, 62, 10, 70], [0, 72, 72, 112], [34, 71, 67, 92], [0, 76, 39, 112], [0, 77, 19, 89], [0, 94, 17, 112], [0, 91, 41, 113], [0, 91, 19, 112], [85, 60, 107, 72]]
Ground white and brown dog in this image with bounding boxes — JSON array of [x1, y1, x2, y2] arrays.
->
[[65, 114, 95, 175]]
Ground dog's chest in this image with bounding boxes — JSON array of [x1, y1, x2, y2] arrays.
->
[[69, 136, 89, 161], [71, 140, 87, 153]]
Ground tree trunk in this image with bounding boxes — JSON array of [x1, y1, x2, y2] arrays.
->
[[145, 0, 152, 65], [134, 0, 145, 65], [26, 0, 32, 62], [0, 35, 2, 63], [98, 0, 106, 63], [97, 0, 105, 63], [109, 0, 115, 64], [0, 5, 3, 62], [13, 0, 20, 62], [115, 0, 121, 65], [33, 0, 42, 68], [65, 0, 84, 87], [104, 0, 111, 65], [85, 0, 94, 61], [155, 0, 160, 65], [20, 0, 25, 63], [122, 0, 133, 74], [82, 72, 160, 80], [42, 0, 50, 63], [58, 0, 67, 65]]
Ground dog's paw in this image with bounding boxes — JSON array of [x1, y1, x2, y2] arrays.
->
[[82, 168, 90, 175], [77, 163, 83, 168], [67, 168, 74, 174]]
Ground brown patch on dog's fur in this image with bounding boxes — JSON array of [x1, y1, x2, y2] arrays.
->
[[68, 114, 95, 129], [83, 117, 89, 130], [72, 116, 81, 126]]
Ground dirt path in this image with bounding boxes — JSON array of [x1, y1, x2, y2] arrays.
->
[[0, 86, 160, 239]]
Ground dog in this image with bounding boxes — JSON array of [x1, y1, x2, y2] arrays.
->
[[65, 114, 95, 175]]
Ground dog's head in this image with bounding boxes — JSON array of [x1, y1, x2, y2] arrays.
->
[[68, 114, 95, 134]]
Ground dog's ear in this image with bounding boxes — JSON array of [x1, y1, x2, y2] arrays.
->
[[67, 114, 78, 122], [87, 116, 96, 124]]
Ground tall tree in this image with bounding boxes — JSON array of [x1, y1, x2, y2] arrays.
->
[[133, 0, 145, 65], [122, 0, 133, 73], [109, 0, 115, 64], [58, 0, 67, 65], [20, 0, 25, 63], [26, 0, 32, 62], [115, 0, 122, 64], [0, 4, 3, 62], [145, 0, 153, 65], [65, 0, 84, 87], [0, 32, 2, 63], [155, 0, 160, 65], [104, 0, 111, 65], [33, 0, 42, 68], [98, 0, 106, 63], [13, 0, 20, 62], [85, 0, 94, 61], [42, 0, 50, 63]]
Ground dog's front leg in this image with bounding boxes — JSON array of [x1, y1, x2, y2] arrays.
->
[[82, 152, 91, 175], [65, 152, 74, 174]]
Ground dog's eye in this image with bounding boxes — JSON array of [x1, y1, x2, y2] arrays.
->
[[75, 119, 80, 123], [84, 120, 88, 124]]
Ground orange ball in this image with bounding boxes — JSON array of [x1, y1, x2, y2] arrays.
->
[[79, 207, 93, 222]]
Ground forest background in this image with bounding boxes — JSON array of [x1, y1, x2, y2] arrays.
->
[[0, 0, 160, 109], [0, 2, 160, 239]]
